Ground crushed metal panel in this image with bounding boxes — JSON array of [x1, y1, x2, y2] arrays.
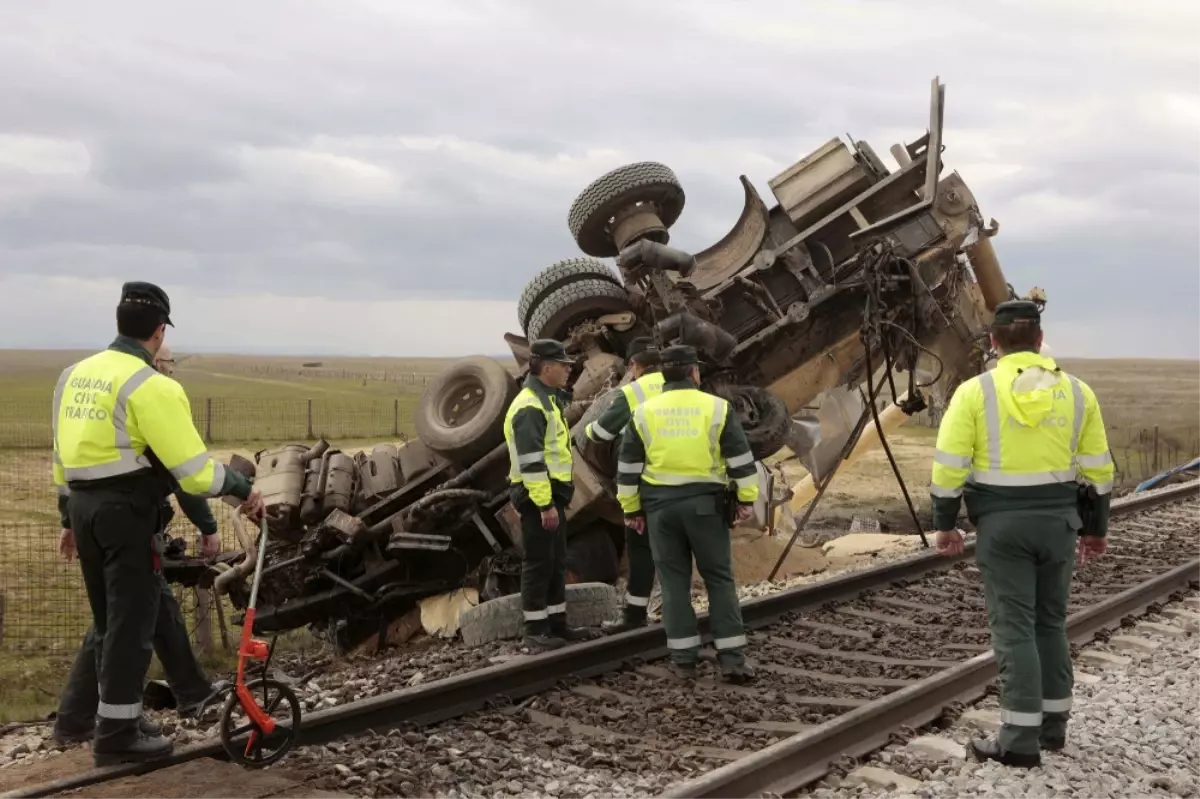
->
[[769, 137, 873, 229], [689, 175, 771, 292]]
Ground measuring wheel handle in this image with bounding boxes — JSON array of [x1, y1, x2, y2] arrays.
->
[[220, 518, 305, 768]]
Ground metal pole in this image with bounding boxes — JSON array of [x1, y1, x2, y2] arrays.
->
[[860, 385, 929, 548], [767, 407, 873, 582]]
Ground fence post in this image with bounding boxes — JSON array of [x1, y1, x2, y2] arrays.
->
[[194, 587, 213, 657], [1153, 425, 1160, 472], [393, 398, 400, 437], [204, 398, 213, 442], [307, 399, 314, 439]]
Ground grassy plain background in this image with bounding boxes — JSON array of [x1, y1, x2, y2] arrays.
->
[[0, 350, 1196, 720]]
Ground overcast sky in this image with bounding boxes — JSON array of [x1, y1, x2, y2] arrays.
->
[[1, 0, 1197, 359]]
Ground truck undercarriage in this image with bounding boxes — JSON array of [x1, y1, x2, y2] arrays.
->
[[164, 78, 1032, 651]]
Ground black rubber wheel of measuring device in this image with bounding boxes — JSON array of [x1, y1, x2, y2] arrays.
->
[[219, 678, 302, 768]]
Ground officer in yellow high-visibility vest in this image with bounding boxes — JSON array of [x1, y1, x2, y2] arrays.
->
[[52, 348, 230, 748], [503, 339, 595, 651], [584, 337, 665, 633], [616, 345, 760, 683], [52, 282, 264, 766], [930, 300, 1114, 768]]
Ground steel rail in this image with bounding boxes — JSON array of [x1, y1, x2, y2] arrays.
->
[[6, 481, 1196, 799], [660, 558, 1200, 799], [662, 489, 1200, 791]]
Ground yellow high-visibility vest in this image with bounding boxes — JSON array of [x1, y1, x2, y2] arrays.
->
[[53, 349, 228, 496], [931, 351, 1114, 499], [503, 386, 573, 507], [633, 388, 733, 486]]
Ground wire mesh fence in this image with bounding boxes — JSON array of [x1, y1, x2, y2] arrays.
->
[[0, 389, 1195, 659], [0, 395, 422, 449], [0, 496, 323, 660]]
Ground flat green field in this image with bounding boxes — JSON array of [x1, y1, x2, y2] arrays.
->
[[0, 351, 1196, 719], [0, 351, 520, 448]]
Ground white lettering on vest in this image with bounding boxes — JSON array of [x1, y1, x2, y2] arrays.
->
[[64, 375, 115, 422]]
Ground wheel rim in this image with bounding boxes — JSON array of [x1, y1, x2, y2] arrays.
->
[[438, 375, 486, 429], [219, 679, 301, 767]]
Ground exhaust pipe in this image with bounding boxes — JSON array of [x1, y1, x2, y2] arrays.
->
[[656, 312, 738, 365], [619, 239, 696, 278], [214, 514, 259, 596]]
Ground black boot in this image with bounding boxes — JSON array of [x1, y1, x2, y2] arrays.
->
[[523, 620, 566, 652], [720, 662, 757, 685], [550, 615, 598, 643], [969, 737, 1041, 768], [176, 680, 231, 719], [1040, 735, 1065, 752], [53, 716, 162, 746], [93, 731, 174, 767], [601, 606, 647, 634], [669, 661, 698, 680]]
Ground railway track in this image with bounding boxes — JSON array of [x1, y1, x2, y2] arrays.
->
[[7, 481, 1198, 799]]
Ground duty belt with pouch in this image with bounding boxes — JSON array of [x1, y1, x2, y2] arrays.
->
[[1076, 483, 1099, 536]]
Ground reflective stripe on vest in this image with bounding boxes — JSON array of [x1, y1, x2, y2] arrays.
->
[[973, 370, 1085, 487], [504, 388, 573, 482], [622, 372, 665, 410], [54, 356, 159, 482], [635, 392, 728, 486]]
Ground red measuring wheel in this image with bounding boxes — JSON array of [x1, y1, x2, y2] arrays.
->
[[218, 517, 303, 767]]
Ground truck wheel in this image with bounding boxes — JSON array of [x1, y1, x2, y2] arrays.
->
[[457, 582, 621, 648], [518, 258, 622, 333], [415, 355, 519, 466], [722, 385, 791, 461], [568, 162, 685, 258], [524, 278, 632, 342]]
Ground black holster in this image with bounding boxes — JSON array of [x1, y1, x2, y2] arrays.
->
[[1077, 484, 1099, 535], [722, 486, 738, 527]]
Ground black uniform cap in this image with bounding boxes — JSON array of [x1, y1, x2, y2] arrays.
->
[[120, 281, 173, 327], [529, 338, 574, 363], [626, 337, 657, 358], [661, 345, 699, 366], [993, 300, 1040, 327]]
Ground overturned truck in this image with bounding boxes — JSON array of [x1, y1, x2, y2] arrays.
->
[[172, 78, 1030, 650]]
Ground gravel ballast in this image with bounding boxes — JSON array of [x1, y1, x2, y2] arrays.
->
[[803, 593, 1200, 799]]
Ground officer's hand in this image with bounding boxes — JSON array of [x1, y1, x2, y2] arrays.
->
[[59, 528, 76, 562], [1077, 535, 1107, 565], [199, 533, 221, 558], [734, 504, 755, 524], [625, 515, 645, 535], [935, 528, 964, 556], [238, 490, 265, 522], [540, 506, 560, 531]]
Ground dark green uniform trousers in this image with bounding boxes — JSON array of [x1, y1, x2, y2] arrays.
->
[[517, 497, 568, 636], [976, 511, 1076, 755], [69, 484, 164, 752], [55, 576, 212, 737], [647, 493, 746, 667], [622, 524, 655, 616]]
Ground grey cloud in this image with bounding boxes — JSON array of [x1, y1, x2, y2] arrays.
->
[[90, 138, 240, 191], [1, 0, 1197, 355]]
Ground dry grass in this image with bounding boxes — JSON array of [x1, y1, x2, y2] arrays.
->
[[0, 352, 1196, 719]]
